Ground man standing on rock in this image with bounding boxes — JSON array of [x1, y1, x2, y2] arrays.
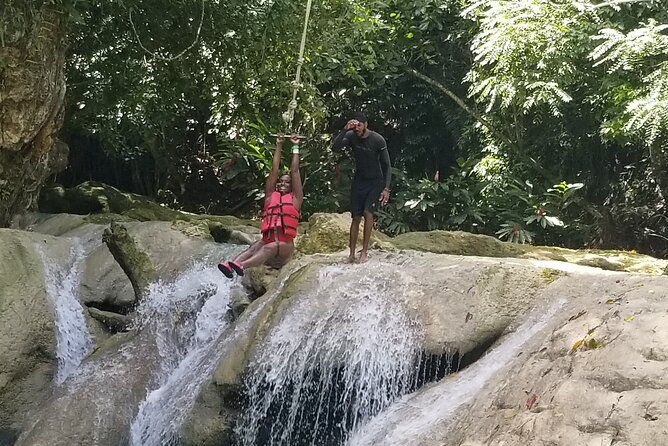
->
[[332, 112, 391, 263]]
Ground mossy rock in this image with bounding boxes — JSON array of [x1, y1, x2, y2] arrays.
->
[[206, 221, 260, 244], [391, 230, 668, 275], [392, 230, 524, 257], [39, 182, 261, 243], [171, 220, 214, 241], [39, 182, 183, 221], [195, 215, 260, 228], [83, 213, 136, 225], [297, 213, 392, 255], [541, 268, 562, 284], [571, 254, 626, 271]]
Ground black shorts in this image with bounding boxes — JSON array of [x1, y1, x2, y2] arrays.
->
[[350, 179, 384, 217]]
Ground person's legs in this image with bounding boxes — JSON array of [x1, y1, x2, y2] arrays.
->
[[237, 242, 278, 270], [219, 240, 263, 277], [348, 181, 365, 263], [358, 181, 384, 263], [348, 215, 362, 263], [234, 240, 263, 263], [359, 210, 374, 263], [266, 242, 295, 268]]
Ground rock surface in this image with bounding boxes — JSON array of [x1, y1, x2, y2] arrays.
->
[[0, 230, 65, 435], [296, 212, 392, 254], [302, 213, 668, 275], [444, 273, 668, 446], [3, 206, 668, 446], [183, 253, 562, 443], [343, 267, 668, 446]]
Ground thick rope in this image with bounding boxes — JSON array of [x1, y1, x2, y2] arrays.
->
[[282, 0, 314, 131]]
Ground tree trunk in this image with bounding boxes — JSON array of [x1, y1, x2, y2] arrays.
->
[[102, 222, 157, 305], [0, 4, 69, 227]]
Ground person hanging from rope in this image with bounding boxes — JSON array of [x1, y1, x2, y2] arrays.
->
[[218, 134, 303, 278], [332, 112, 391, 264]]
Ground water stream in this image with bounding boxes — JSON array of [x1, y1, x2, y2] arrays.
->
[[129, 264, 296, 446], [236, 264, 425, 446], [28, 243, 564, 446], [38, 239, 94, 384], [129, 267, 234, 446], [346, 299, 565, 446]]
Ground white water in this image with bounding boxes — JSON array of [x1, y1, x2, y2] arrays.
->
[[236, 263, 424, 446], [38, 240, 94, 385], [346, 299, 566, 446], [129, 263, 297, 446], [128, 265, 235, 446]]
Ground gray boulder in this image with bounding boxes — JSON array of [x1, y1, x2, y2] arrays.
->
[[0, 230, 68, 435]]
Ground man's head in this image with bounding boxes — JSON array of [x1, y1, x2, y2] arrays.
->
[[277, 173, 292, 194], [351, 112, 368, 137]]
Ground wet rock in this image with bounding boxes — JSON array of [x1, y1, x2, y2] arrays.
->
[[87, 307, 132, 332], [0, 230, 66, 434], [229, 286, 252, 319], [79, 244, 135, 310]]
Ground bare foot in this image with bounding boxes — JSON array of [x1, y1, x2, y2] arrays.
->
[[346, 253, 356, 264], [358, 251, 368, 263]]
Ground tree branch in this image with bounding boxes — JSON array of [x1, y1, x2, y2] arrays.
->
[[127, 0, 205, 62], [407, 69, 516, 149], [102, 221, 156, 304], [588, 0, 655, 9]]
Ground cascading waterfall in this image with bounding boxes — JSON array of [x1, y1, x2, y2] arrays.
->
[[236, 263, 426, 446], [16, 242, 248, 446], [129, 265, 297, 446], [38, 239, 94, 384], [345, 299, 566, 446], [128, 266, 234, 446], [34, 262, 236, 443]]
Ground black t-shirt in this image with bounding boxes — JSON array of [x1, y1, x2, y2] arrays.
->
[[333, 130, 390, 184]]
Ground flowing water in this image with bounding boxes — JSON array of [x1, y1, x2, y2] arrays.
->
[[235, 263, 426, 446], [129, 266, 297, 446], [345, 299, 566, 446], [16, 253, 239, 446], [128, 266, 234, 446], [28, 239, 565, 446], [38, 239, 94, 384]]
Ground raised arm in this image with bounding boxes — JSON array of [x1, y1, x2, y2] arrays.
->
[[289, 134, 304, 211], [264, 135, 284, 203], [331, 119, 358, 153]]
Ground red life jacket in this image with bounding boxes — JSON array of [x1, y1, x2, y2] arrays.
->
[[261, 192, 300, 240]]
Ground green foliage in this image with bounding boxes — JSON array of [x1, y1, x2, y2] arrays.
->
[[62, 0, 347, 213], [40, 0, 668, 257], [463, 0, 588, 116], [495, 223, 534, 244], [213, 120, 341, 219], [592, 20, 668, 147], [376, 159, 485, 235], [376, 154, 585, 247]]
